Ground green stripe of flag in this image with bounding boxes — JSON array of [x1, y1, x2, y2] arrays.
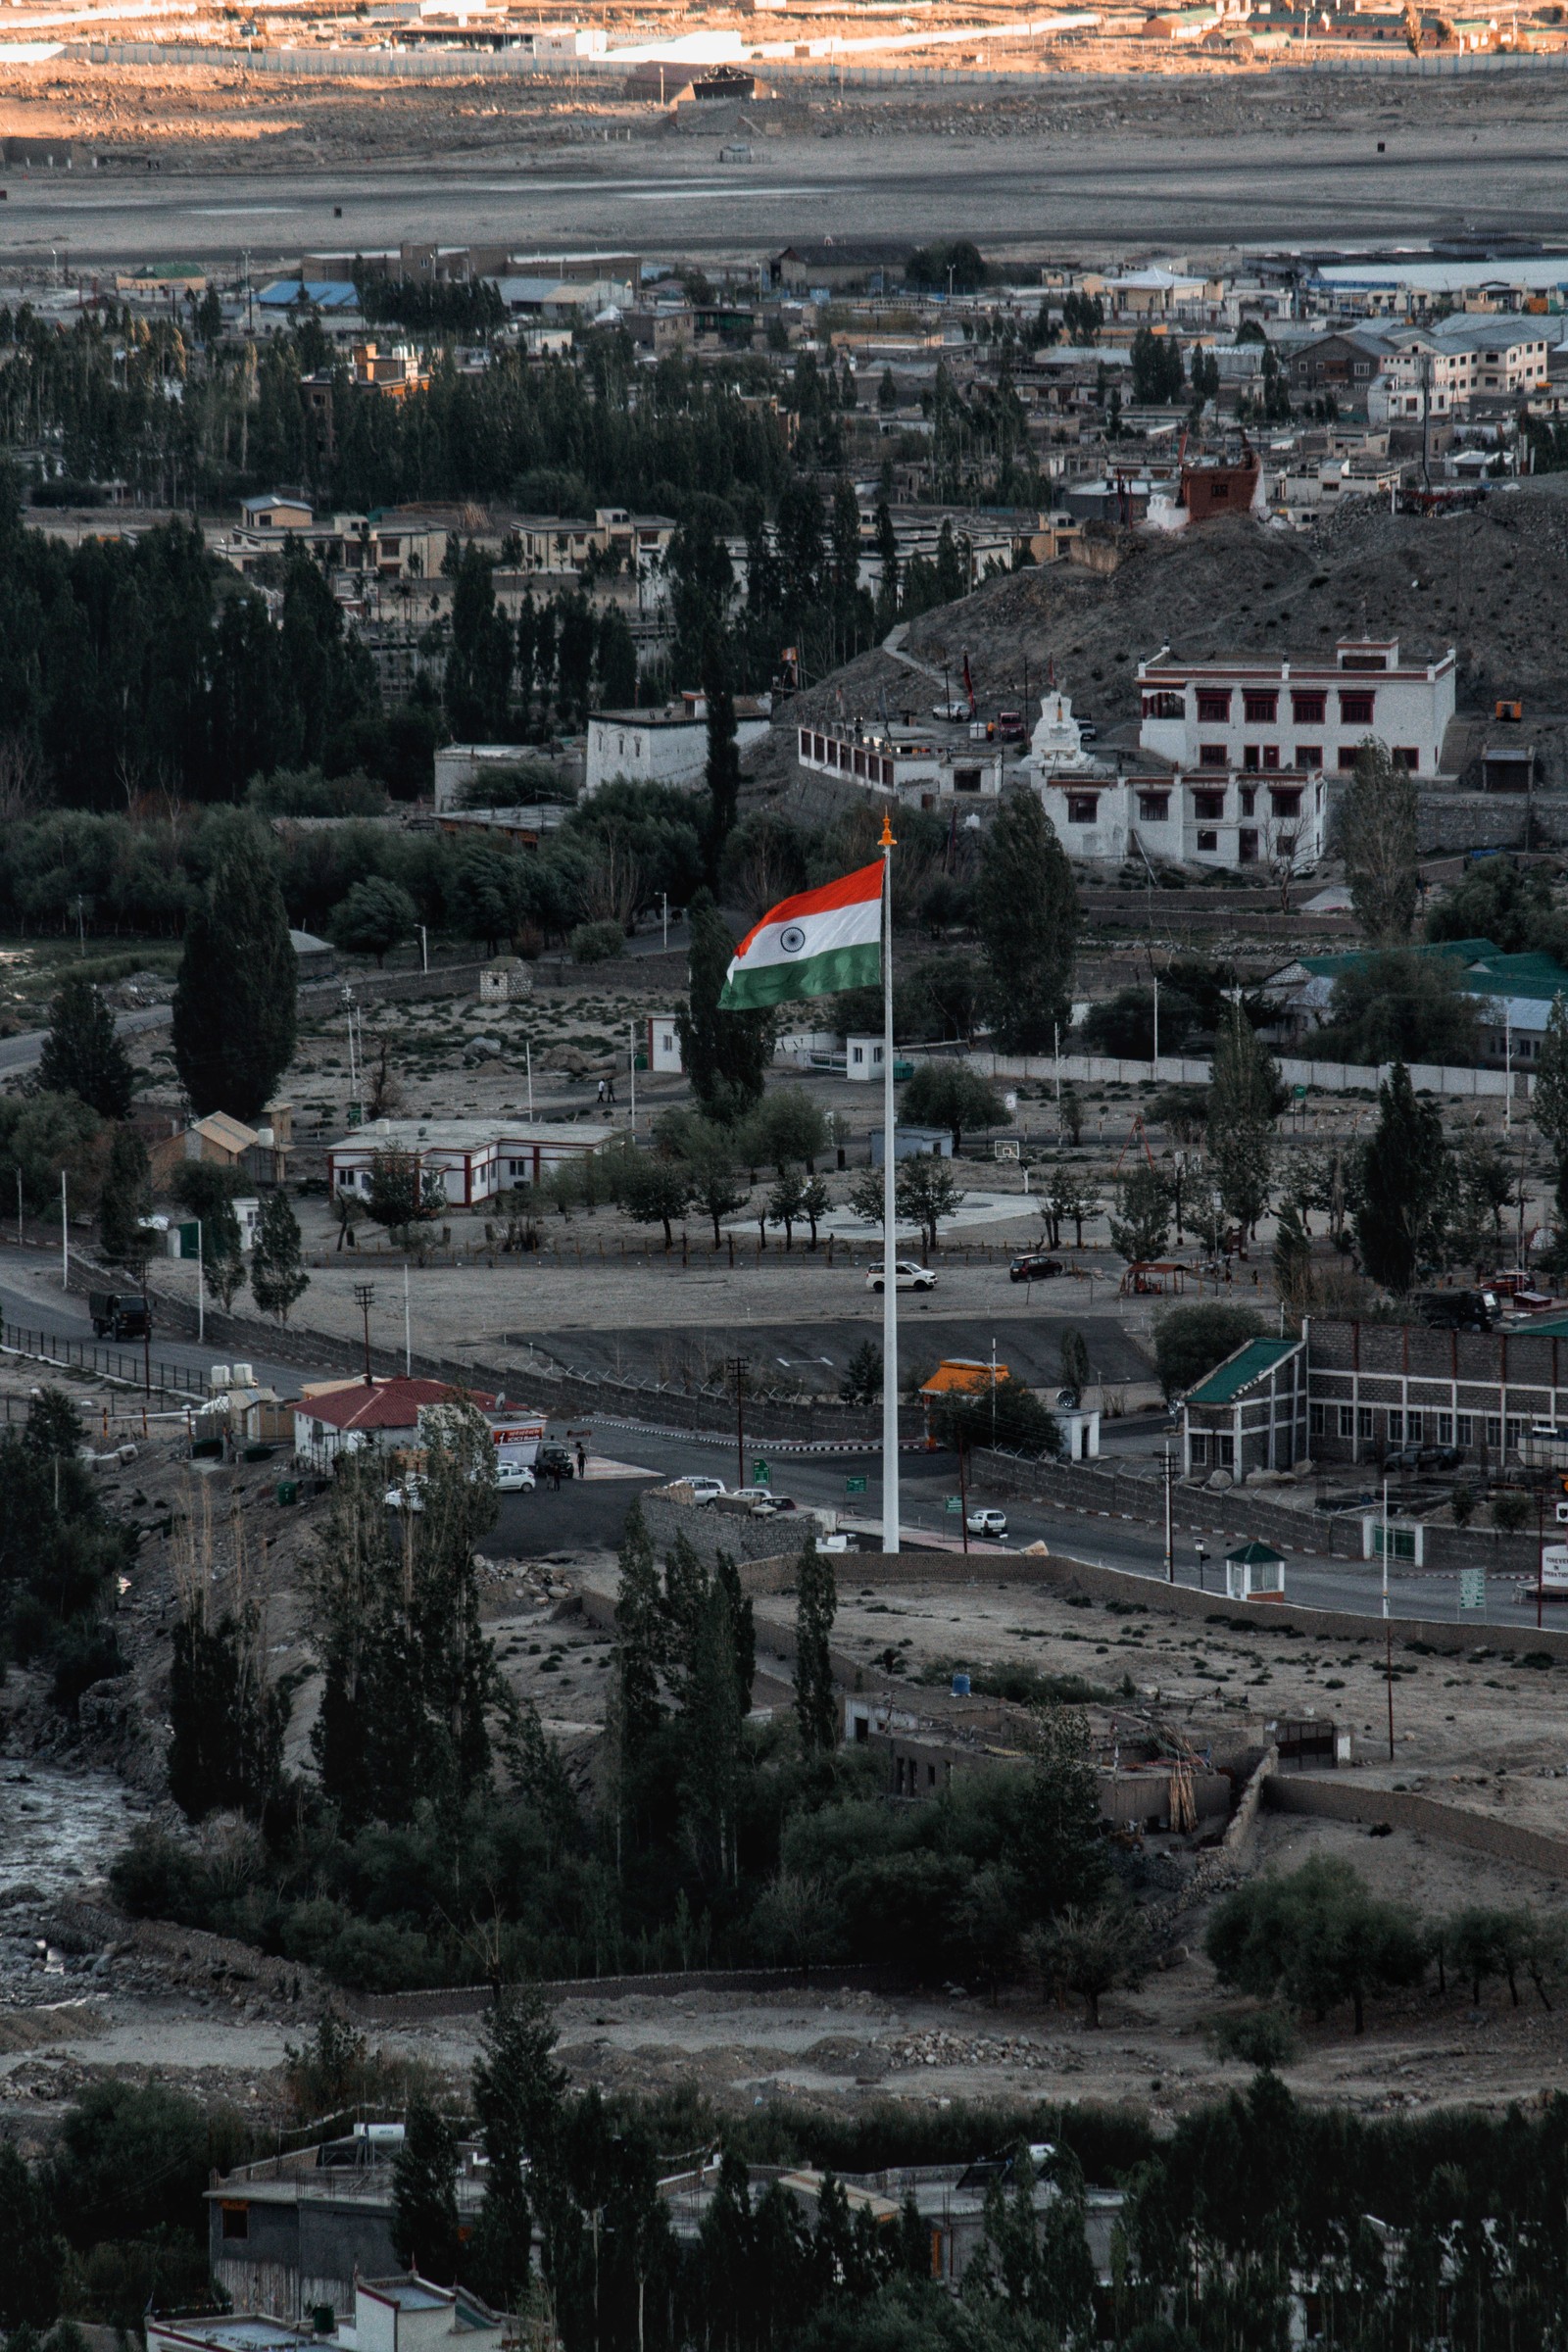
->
[[719, 938, 881, 1011]]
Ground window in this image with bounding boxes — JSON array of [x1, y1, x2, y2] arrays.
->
[[1144, 690, 1184, 719], [1191, 1433, 1209, 1465], [1340, 691, 1376, 724], [954, 766, 982, 793], [1309, 1402, 1326, 1437], [1262, 744, 1281, 771], [1457, 1414, 1474, 1446], [1296, 744, 1322, 768], [1357, 1407, 1373, 1442], [1137, 791, 1171, 821], [1507, 1417, 1525, 1450], [1239, 786, 1256, 815], [1293, 692, 1327, 724], [1197, 690, 1231, 723], [1216, 1434, 1235, 1466], [1244, 692, 1279, 724], [1388, 1410, 1403, 1443], [1438, 1413, 1453, 1444], [1407, 1410, 1423, 1442], [1239, 829, 1259, 862], [1067, 793, 1099, 824], [1194, 790, 1225, 819], [1486, 1415, 1502, 1447], [1339, 1405, 1355, 1439], [1337, 747, 1360, 770], [1270, 788, 1302, 818], [221, 2205, 250, 2242], [1393, 746, 1419, 770], [1198, 829, 1218, 853], [1244, 744, 1260, 771], [1199, 743, 1228, 768]]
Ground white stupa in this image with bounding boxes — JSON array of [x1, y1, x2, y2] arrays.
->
[[1027, 690, 1099, 778]]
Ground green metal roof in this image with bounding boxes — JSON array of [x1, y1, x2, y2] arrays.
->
[[1226, 1539, 1286, 1564], [1293, 938, 1568, 1005], [1183, 1336, 1301, 1405]]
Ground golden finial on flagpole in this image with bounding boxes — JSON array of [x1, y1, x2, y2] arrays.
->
[[879, 810, 897, 849]]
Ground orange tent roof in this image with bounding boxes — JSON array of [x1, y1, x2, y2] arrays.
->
[[919, 1358, 1008, 1397]]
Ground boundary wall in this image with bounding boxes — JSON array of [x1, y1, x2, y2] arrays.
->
[[1266, 1774, 1568, 1877]]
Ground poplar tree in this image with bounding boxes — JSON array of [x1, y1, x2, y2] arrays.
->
[[794, 1535, 837, 1754], [98, 1123, 152, 1269], [251, 1189, 310, 1323], [612, 1503, 664, 1759], [1340, 737, 1419, 946], [172, 835, 297, 1120], [973, 787, 1079, 1052], [469, 1986, 566, 2306], [677, 888, 770, 1125], [703, 644, 741, 877], [1355, 1059, 1456, 1295], [1207, 1002, 1278, 1238], [392, 2098, 462, 2284]]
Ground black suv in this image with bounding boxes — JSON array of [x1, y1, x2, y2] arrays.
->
[[1008, 1253, 1064, 1283]]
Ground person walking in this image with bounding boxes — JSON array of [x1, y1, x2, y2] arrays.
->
[[575, 1441, 586, 1479], [596, 1078, 607, 1105]]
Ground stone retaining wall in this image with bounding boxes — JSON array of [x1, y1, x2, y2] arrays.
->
[[351, 1962, 898, 2024]]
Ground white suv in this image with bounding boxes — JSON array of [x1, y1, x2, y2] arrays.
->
[[866, 1260, 937, 1294], [684, 1476, 727, 1505]]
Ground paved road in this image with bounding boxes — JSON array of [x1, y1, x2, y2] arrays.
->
[[0, 1004, 167, 1077], [0, 1258, 323, 1398], [8, 121, 1568, 265]]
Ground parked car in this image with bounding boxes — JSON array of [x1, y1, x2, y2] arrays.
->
[[931, 698, 969, 720], [1416, 1444, 1464, 1472], [89, 1290, 148, 1341], [966, 1507, 1007, 1538], [685, 1476, 727, 1505], [496, 1461, 537, 1493], [385, 1475, 427, 1512], [1382, 1446, 1424, 1474], [728, 1486, 776, 1507], [866, 1259, 937, 1294], [750, 1494, 799, 1517], [1009, 1253, 1063, 1283], [536, 1443, 575, 1480]]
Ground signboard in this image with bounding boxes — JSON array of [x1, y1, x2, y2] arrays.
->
[[1365, 1518, 1422, 1565], [752, 1458, 770, 1487], [1459, 1569, 1486, 1611], [1292, 1085, 1308, 1101], [845, 1474, 867, 1494], [946, 1495, 962, 1514]]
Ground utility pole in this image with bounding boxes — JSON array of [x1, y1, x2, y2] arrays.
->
[[1195, 1540, 1207, 1591], [354, 1282, 375, 1384], [957, 1427, 969, 1555], [197, 1217, 205, 1345], [1164, 1444, 1175, 1581], [1539, 1484, 1546, 1633], [730, 1354, 748, 1491], [60, 1170, 68, 1290], [404, 1263, 412, 1378], [1382, 1474, 1395, 1761], [628, 1019, 637, 1135]]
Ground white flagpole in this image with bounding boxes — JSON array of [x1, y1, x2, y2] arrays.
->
[[880, 813, 900, 1555]]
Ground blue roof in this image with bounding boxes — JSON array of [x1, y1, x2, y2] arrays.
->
[[257, 278, 359, 312]]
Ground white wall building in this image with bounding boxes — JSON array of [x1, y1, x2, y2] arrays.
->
[[326, 1118, 613, 1208], [795, 720, 1004, 807], [1136, 634, 1455, 778], [586, 693, 771, 796]]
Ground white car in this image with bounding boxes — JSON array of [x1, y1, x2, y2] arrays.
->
[[685, 1476, 727, 1504], [931, 699, 969, 720], [385, 1475, 427, 1512], [496, 1461, 536, 1494], [966, 1507, 1007, 1539], [866, 1260, 937, 1294]]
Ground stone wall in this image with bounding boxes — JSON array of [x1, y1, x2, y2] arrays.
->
[[1266, 1774, 1568, 1878]]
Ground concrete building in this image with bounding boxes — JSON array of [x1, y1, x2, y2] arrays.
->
[[158, 2278, 504, 2352], [794, 719, 1004, 808], [586, 692, 771, 794], [291, 1376, 499, 1472], [1179, 1334, 1310, 1478], [1137, 634, 1456, 778], [1260, 938, 1568, 1069], [326, 1117, 613, 1208]]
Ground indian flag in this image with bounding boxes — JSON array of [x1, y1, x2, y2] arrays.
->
[[719, 859, 884, 1011]]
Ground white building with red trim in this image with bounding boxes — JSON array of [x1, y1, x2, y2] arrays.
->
[[1136, 634, 1455, 779], [292, 1376, 499, 1470], [326, 1118, 613, 1209]]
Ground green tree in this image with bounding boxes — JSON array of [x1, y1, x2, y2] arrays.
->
[[677, 888, 771, 1125], [1152, 1303, 1264, 1402], [469, 1986, 566, 2306], [1206, 1853, 1426, 2034], [1354, 1059, 1456, 1294], [1208, 1003, 1278, 1237], [682, 1122, 750, 1248], [365, 1147, 445, 1229], [794, 1536, 837, 1753], [612, 1503, 664, 1764], [251, 1188, 310, 1323], [1031, 1900, 1150, 2028], [620, 1153, 691, 1249], [840, 1339, 882, 1405], [1059, 1327, 1091, 1397], [973, 788, 1078, 1052], [597, 605, 638, 709], [328, 875, 416, 966], [1339, 737, 1419, 946], [703, 645, 741, 877], [36, 975, 133, 1120], [1108, 1164, 1171, 1263], [168, 1590, 290, 1823], [1533, 994, 1568, 1161], [766, 1165, 807, 1250], [681, 1577, 747, 1886], [900, 1061, 1004, 1154], [98, 1123, 152, 1270], [893, 1152, 963, 1252], [169, 1161, 246, 1310], [392, 2096, 462, 2284], [743, 1087, 828, 1174], [0, 2142, 64, 2328], [0, 1092, 104, 1219], [1316, 948, 1481, 1068], [172, 837, 298, 1120]]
